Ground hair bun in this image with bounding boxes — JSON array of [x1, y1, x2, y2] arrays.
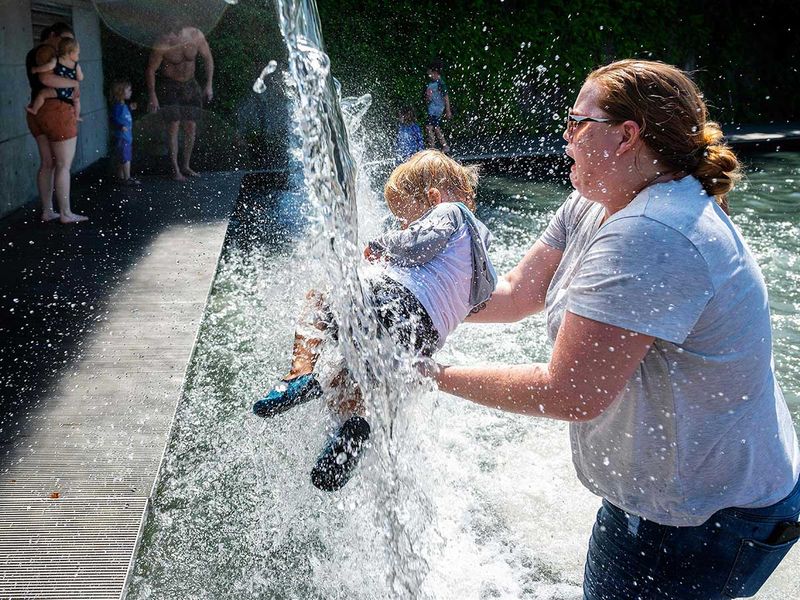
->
[[694, 121, 741, 199]]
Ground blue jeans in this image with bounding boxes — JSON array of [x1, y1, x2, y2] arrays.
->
[[584, 477, 800, 599]]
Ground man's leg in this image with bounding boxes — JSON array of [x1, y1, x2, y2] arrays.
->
[[166, 120, 185, 181], [34, 134, 57, 221], [180, 120, 199, 176], [52, 137, 87, 223]]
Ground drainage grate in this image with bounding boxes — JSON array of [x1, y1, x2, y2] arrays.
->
[[0, 498, 147, 600]]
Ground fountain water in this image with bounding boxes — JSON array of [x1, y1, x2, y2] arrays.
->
[[126, 1, 800, 598]]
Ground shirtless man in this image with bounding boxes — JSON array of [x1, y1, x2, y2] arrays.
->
[[145, 24, 214, 181]]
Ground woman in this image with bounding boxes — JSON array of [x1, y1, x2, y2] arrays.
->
[[430, 60, 800, 599], [25, 22, 88, 224]]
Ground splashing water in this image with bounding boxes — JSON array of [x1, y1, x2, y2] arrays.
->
[[125, 1, 800, 598], [253, 60, 279, 93], [275, 0, 438, 594]]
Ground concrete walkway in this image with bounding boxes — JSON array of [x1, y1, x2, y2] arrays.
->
[[0, 171, 241, 599]]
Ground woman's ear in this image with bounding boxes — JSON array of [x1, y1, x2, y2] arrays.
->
[[616, 120, 641, 156]]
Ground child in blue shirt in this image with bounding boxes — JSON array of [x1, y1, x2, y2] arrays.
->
[[425, 61, 452, 153], [394, 106, 424, 163], [109, 79, 140, 186]]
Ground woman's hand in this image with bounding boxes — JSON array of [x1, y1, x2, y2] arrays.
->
[[148, 96, 159, 113]]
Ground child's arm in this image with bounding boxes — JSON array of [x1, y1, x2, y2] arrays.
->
[[109, 104, 128, 130], [367, 204, 460, 266], [444, 93, 452, 119], [31, 57, 57, 74], [76, 64, 84, 81]]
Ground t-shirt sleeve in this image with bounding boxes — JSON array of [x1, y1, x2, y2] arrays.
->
[[566, 216, 714, 344], [539, 191, 579, 251]]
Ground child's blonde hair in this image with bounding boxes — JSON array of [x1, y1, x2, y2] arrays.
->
[[58, 37, 78, 58], [109, 79, 131, 103], [385, 150, 479, 212]]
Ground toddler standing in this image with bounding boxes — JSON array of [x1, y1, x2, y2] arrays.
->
[[424, 61, 452, 153], [109, 79, 140, 186], [394, 106, 424, 163]]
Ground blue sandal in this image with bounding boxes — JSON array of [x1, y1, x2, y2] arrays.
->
[[310, 416, 371, 492], [252, 373, 322, 418]]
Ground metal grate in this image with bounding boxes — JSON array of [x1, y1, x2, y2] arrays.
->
[[0, 498, 147, 600], [30, 2, 73, 46]]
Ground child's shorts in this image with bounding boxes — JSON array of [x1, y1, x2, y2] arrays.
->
[[114, 138, 132, 163], [426, 114, 442, 127], [320, 276, 439, 358]]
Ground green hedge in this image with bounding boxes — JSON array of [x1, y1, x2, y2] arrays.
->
[[102, 0, 799, 145]]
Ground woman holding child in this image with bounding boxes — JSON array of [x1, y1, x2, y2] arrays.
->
[[431, 60, 800, 598], [25, 22, 87, 224]]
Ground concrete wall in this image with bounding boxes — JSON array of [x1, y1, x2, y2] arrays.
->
[[0, 0, 108, 219]]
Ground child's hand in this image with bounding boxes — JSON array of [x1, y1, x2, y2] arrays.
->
[[445, 110, 452, 120], [122, 127, 128, 132], [129, 102, 138, 111]]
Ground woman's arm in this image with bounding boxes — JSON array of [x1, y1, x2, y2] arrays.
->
[[467, 239, 562, 323], [38, 72, 79, 88], [435, 311, 654, 421]]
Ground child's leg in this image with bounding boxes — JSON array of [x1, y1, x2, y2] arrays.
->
[[123, 161, 131, 180], [285, 290, 329, 379], [116, 160, 125, 180], [426, 123, 437, 148], [26, 89, 56, 115], [327, 369, 365, 417], [435, 126, 449, 152]]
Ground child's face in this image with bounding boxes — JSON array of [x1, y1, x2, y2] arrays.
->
[[427, 69, 439, 81], [124, 85, 132, 100], [69, 47, 80, 61]]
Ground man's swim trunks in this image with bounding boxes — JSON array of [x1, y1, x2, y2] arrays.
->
[[156, 76, 202, 122]]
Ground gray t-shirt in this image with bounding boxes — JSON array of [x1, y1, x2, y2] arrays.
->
[[541, 176, 799, 526]]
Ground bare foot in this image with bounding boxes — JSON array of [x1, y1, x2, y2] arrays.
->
[[77, 117, 83, 122], [172, 171, 187, 182], [41, 211, 60, 222], [182, 167, 200, 177], [59, 212, 89, 224], [26, 106, 38, 115]]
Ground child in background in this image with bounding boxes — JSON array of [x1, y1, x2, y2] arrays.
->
[[253, 150, 497, 492], [28, 37, 83, 121], [424, 60, 452, 153], [394, 106, 424, 163], [109, 79, 140, 186]]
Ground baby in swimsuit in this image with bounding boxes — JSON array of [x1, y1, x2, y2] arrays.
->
[[28, 37, 83, 121]]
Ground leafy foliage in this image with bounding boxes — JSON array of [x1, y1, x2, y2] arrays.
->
[[101, 0, 799, 148]]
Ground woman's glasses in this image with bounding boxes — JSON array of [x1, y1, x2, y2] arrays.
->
[[565, 113, 621, 139]]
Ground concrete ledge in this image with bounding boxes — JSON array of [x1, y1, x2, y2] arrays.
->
[[0, 171, 242, 599]]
